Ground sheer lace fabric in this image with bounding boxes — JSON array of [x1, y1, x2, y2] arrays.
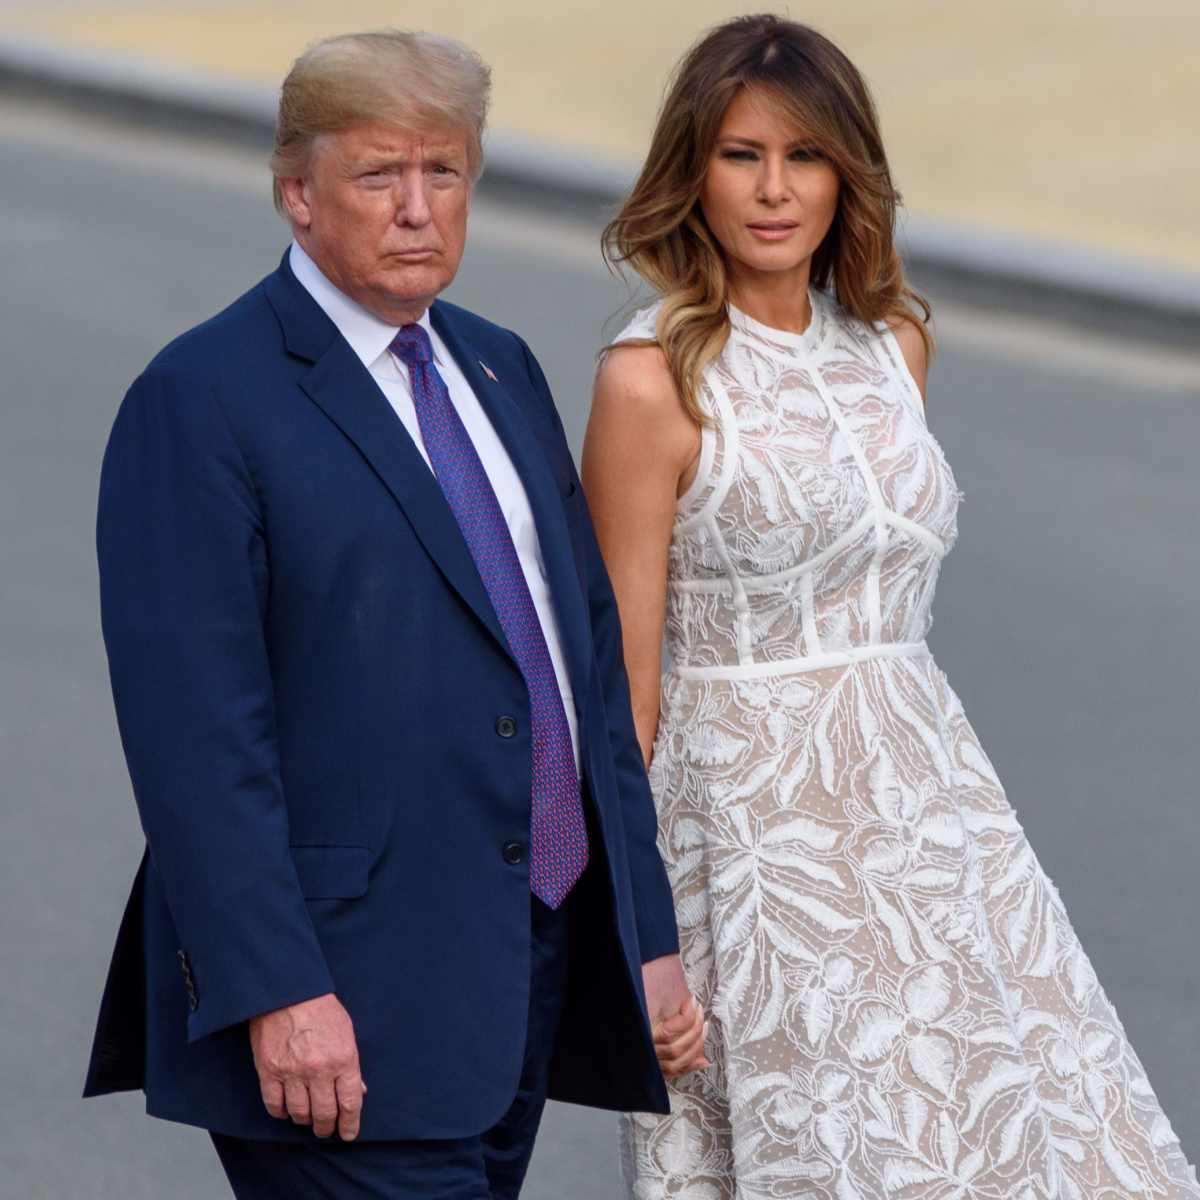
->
[[617, 294, 1199, 1199]]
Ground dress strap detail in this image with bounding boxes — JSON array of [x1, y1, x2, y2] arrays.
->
[[668, 640, 930, 680], [676, 371, 739, 535]]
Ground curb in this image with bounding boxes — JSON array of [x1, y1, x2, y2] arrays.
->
[[0, 32, 642, 209], [899, 216, 1200, 349], [1, 32, 1197, 345], [0, 33, 279, 143]]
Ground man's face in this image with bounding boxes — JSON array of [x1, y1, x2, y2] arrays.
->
[[280, 120, 473, 324]]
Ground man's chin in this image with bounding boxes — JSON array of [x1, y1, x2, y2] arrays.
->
[[367, 266, 453, 321]]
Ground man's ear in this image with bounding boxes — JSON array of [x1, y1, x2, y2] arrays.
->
[[278, 176, 313, 230]]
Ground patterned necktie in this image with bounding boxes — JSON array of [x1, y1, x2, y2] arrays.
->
[[390, 323, 588, 908]]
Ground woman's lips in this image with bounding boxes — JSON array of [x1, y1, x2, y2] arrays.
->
[[747, 222, 799, 241]]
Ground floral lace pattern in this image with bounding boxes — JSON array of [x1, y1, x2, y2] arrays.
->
[[616, 295, 1199, 1199]]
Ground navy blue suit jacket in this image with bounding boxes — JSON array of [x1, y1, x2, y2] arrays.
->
[[83, 253, 678, 1139]]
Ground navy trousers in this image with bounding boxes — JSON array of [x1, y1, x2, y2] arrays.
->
[[212, 895, 570, 1199]]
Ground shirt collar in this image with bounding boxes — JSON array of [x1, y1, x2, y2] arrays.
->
[[288, 241, 440, 369]]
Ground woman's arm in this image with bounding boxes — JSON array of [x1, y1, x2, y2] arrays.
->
[[583, 341, 708, 1076], [582, 344, 702, 767]]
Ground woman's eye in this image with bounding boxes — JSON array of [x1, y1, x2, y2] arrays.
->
[[721, 149, 758, 162], [790, 148, 820, 162]]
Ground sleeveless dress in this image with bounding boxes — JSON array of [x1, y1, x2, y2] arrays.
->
[[615, 294, 1200, 1200]]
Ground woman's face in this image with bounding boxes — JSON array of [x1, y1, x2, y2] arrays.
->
[[699, 88, 841, 290]]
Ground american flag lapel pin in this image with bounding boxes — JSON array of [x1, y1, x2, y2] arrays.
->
[[479, 360, 499, 383]]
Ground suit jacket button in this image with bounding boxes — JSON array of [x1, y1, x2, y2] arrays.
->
[[496, 716, 517, 739], [502, 842, 525, 865]]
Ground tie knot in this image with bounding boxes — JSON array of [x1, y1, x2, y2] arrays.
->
[[390, 323, 433, 367]]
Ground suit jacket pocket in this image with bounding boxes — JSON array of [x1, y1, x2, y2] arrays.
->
[[290, 845, 369, 899]]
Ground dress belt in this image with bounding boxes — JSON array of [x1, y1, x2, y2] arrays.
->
[[667, 640, 930, 681]]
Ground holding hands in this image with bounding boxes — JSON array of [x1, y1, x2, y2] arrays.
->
[[642, 954, 710, 1077]]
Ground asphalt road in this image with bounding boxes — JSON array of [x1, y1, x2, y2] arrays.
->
[[2, 99, 1199, 1200]]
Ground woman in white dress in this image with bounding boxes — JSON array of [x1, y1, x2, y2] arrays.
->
[[583, 14, 1200, 1199]]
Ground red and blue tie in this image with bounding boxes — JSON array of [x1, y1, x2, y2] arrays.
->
[[390, 323, 588, 908]]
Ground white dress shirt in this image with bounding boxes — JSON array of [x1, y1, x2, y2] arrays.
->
[[289, 242, 580, 770]]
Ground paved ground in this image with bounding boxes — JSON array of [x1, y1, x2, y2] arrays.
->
[[2, 99, 1200, 1199], [1, 0, 1198, 271]]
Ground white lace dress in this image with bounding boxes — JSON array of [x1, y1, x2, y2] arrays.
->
[[616, 294, 1200, 1200]]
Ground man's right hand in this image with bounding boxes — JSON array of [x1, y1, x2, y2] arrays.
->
[[249, 992, 367, 1140]]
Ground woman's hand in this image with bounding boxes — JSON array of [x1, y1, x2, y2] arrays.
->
[[642, 954, 711, 1076]]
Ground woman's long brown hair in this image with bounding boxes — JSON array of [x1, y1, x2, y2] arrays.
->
[[603, 14, 932, 423]]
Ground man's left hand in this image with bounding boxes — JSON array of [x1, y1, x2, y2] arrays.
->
[[642, 954, 710, 1077]]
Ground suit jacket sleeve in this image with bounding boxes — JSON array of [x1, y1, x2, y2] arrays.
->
[[97, 362, 335, 1041], [515, 337, 680, 963]]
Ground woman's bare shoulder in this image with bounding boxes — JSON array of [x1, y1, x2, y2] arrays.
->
[[594, 342, 689, 423], [590, 342, 700, 465], [885, 311, 929, 402], [597, 339, 673, 396]]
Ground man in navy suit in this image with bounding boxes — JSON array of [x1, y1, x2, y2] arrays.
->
[[84, 29, 708, 1199]]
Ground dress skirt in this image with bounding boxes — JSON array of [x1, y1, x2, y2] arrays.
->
[[619, 656, 1200, 1200]]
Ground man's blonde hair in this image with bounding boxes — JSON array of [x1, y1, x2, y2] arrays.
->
[[270, 30, 491, 215]]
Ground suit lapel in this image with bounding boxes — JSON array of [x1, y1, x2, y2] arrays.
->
[[265, 256, 591, 706], [264, 261, 514, 661], [431, 304, 592, 707]]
